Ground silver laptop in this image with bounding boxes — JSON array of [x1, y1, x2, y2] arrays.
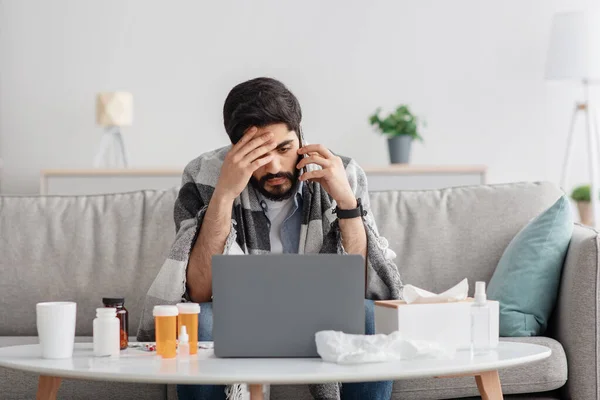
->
[[212, 254, 365, 358]]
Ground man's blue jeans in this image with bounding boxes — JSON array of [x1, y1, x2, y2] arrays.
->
[[177, 300, 393, 400]]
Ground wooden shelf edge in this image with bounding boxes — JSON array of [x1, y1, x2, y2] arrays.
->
[[363, 165, 488, 174], [41, 168, 184, 177]]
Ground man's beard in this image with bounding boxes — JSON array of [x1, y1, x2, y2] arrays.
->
[[250, 169, 300, 201]]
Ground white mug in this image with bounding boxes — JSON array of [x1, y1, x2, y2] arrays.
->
[[36, 302, 77, 359]]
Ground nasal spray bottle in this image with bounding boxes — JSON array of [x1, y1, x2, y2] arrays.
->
[[178, 325, 190, 362], [470, 281, 491, 357]]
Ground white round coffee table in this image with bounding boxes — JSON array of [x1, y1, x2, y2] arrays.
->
[[0, 341, 550, 400]]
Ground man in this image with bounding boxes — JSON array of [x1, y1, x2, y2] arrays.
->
[[138, 77, 402, 400]]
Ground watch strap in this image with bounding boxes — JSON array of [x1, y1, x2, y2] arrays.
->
[[333, 198, 367, 219]]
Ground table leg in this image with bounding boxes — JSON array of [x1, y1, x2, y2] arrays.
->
[[475, 370, 503, 400], [248, 384, 264, 400], [37, 375, 61, 400]]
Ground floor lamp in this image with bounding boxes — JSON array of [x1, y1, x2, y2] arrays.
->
[[94, 92, 133, 168], [546, 11, 600, 227]]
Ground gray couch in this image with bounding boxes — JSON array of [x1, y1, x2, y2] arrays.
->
[[0, 181, 596, 399]]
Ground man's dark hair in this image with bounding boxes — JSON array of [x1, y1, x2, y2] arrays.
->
[[223, 77, 302, 144]]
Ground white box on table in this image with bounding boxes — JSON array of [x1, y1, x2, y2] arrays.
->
[[374, 298, 499, 350]]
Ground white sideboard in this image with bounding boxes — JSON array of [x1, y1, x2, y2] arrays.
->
[[40, 165, 487, 195]]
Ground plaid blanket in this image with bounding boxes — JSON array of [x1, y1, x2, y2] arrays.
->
[[137, 145, 403, 398]]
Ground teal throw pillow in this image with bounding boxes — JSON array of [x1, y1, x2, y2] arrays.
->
[[487, 194, 573, 336]]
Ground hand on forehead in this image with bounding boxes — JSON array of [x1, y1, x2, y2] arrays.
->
[[244, 123, 297, 143]]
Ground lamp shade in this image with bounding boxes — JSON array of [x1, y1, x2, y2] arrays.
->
[[545, 11, 600, 81], [96, 92, 133, 127]]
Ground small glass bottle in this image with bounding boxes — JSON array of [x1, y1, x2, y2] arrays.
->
[[102, 297, 129, 350], [471, 281, 491, 357], [93, 308, 120, 357]]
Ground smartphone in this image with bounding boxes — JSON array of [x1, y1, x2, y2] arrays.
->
[[297, 126, 312, 193]]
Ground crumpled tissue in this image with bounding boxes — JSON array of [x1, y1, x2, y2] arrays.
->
[[403, 278, 469, 304], [315, 330, 455, 365]]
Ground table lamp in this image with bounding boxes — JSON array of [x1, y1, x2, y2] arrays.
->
[[546, 10, 600, 226], [94, 92, 133, 168]]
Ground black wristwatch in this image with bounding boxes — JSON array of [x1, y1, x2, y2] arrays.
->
[[333, 198, 367, 219]]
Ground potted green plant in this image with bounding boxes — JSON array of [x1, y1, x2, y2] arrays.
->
[[369, 105, 425, 164], [571, 184, 595, 226]]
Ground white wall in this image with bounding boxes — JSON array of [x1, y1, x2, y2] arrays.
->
[[0, 0, 598, 194]]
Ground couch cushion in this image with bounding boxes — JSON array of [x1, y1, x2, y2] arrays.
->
[[388, 337, 567, 399], [269, 387, 561, 400], [0, 189, 178, 336], [0, 336, 41, 347], [270, 337, 566, 400], [367, 182, 563, 295]]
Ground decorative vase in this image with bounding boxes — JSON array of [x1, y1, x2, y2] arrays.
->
[[577, 201, 593, 226], [387, 136, 413, 164]]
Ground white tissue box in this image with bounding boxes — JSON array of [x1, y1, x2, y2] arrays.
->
[[374, 298, 499, 350]]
